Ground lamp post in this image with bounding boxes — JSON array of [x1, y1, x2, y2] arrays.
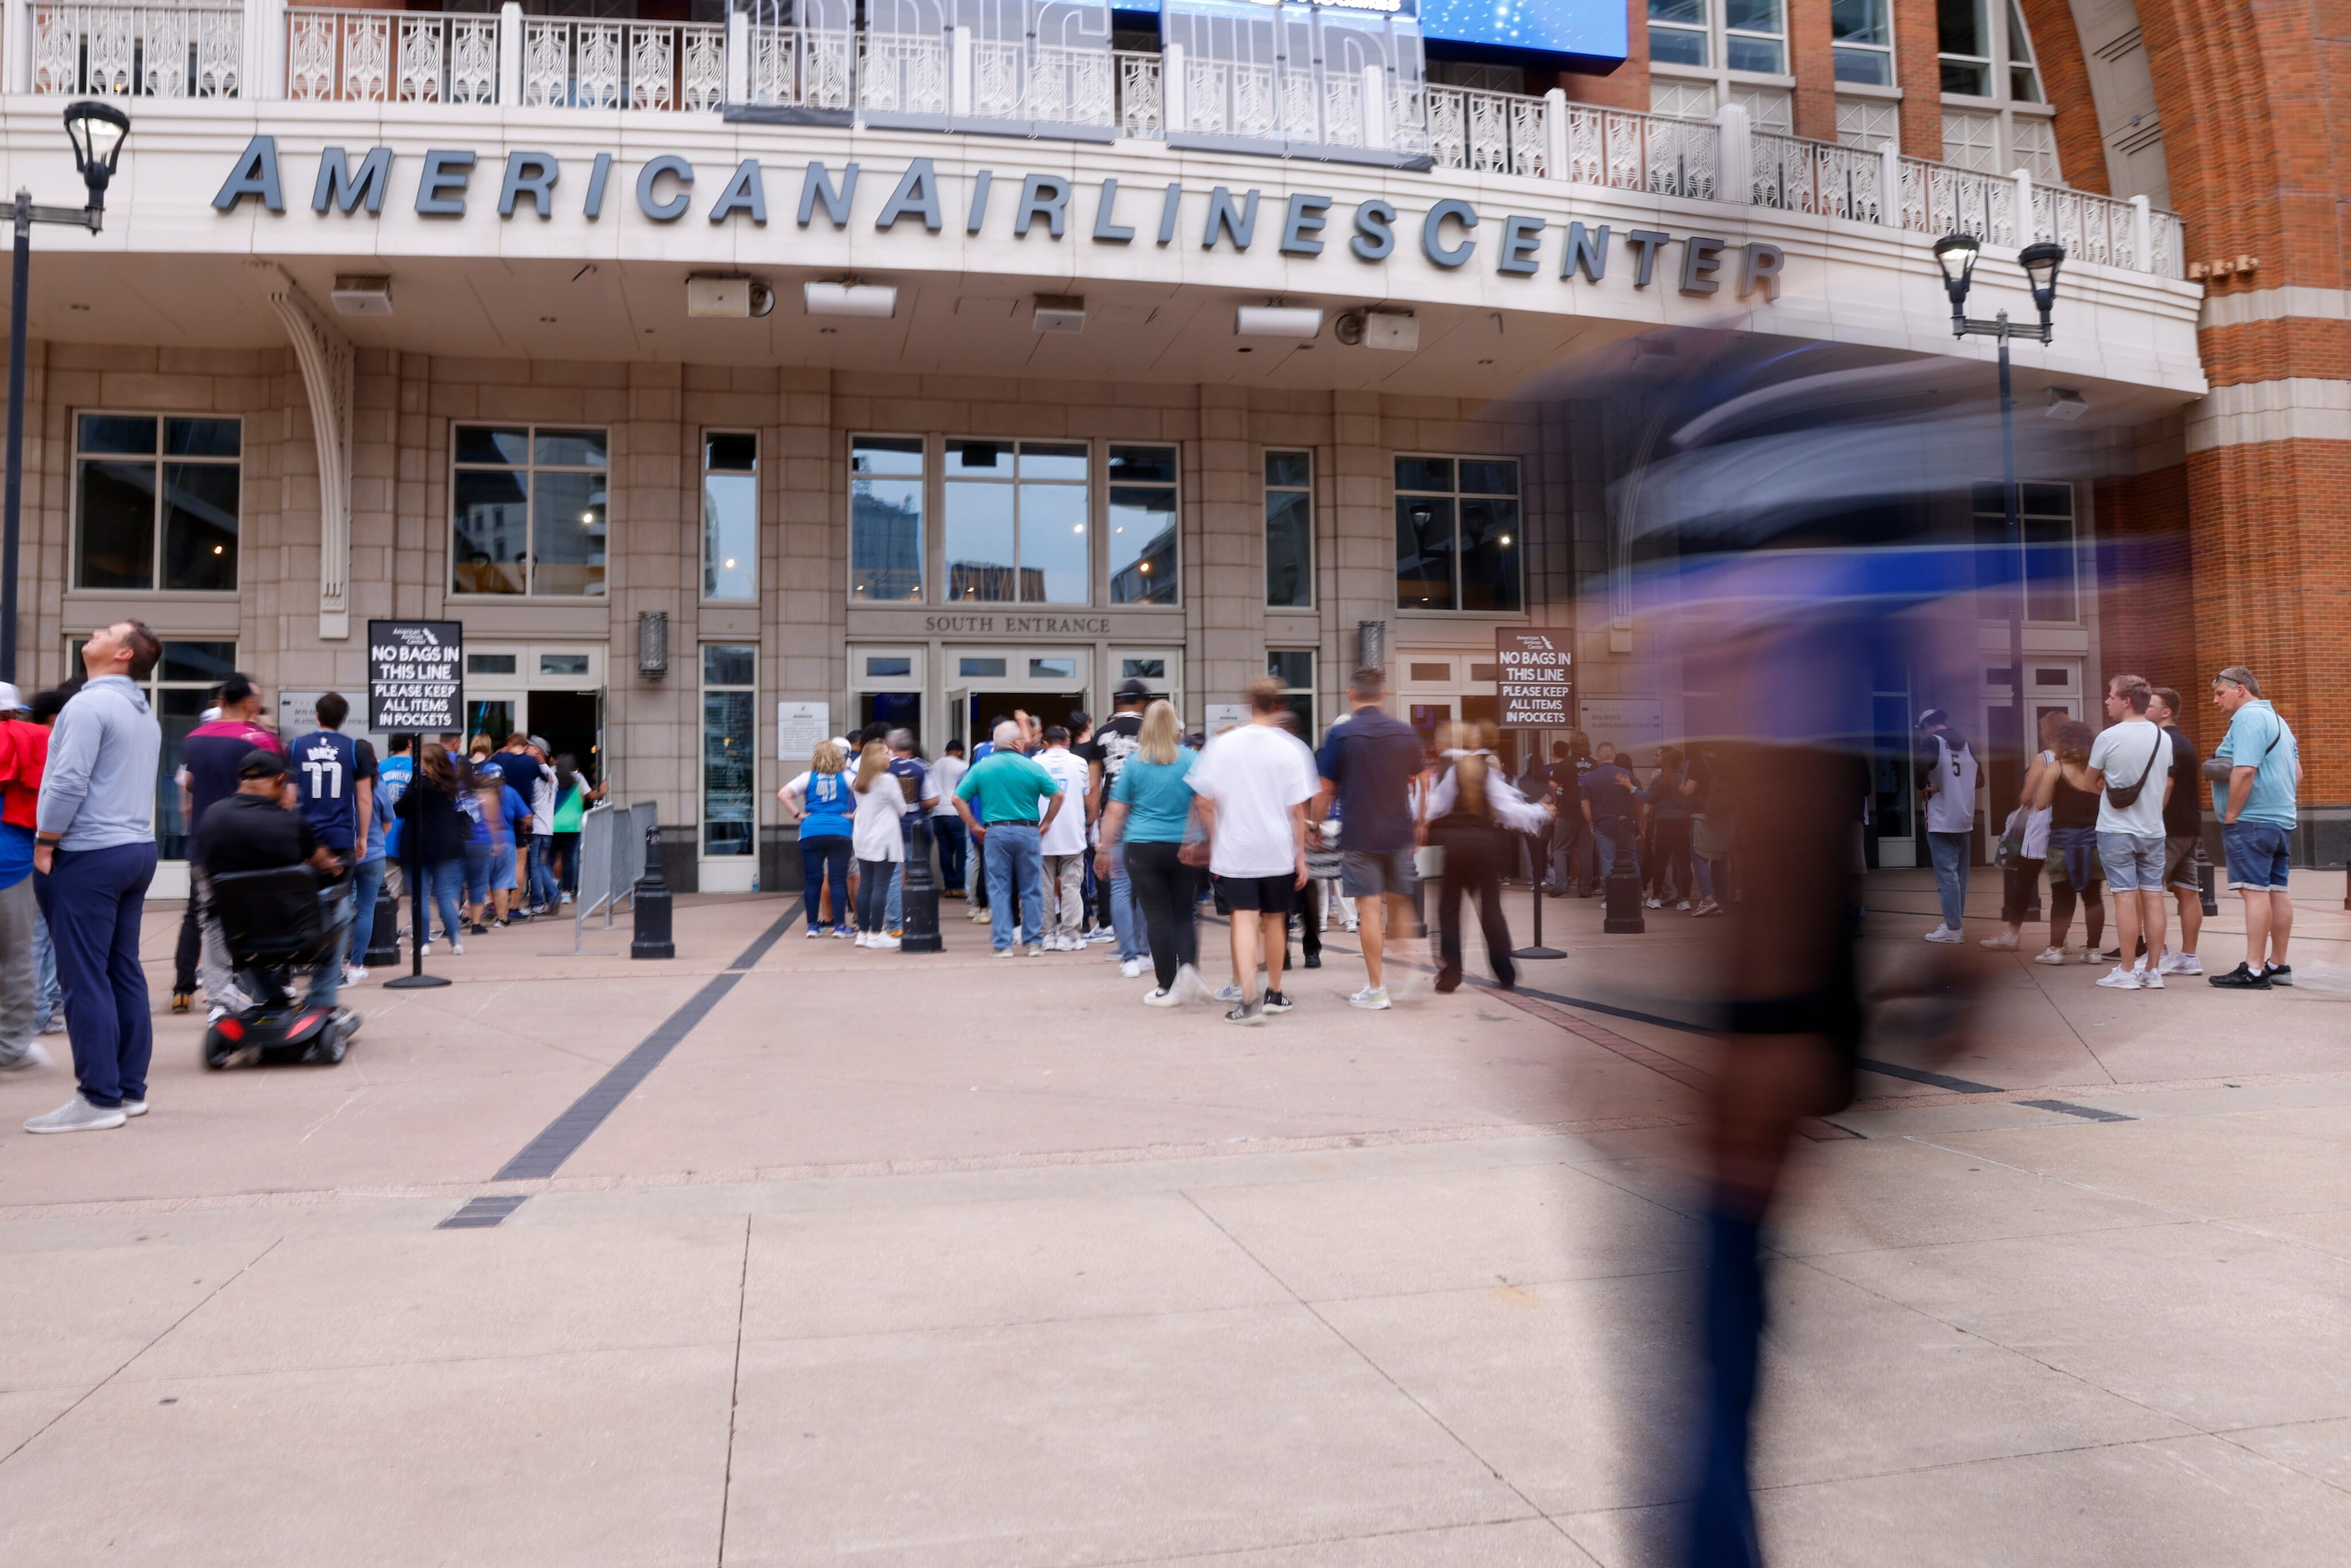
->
[[1, 100, 128, 685], [1933, 232, 2064, 775]]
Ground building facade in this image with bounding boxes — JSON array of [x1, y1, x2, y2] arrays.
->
[[8, 0, 2282, 894]]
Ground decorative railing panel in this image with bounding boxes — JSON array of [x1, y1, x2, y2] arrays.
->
[[521, 19, 723, 111], [1751, 134, 1883, 225], [286, 10, 497, 104], [1427, 85, 1545, 178], [33, 1, 241, 97], [1115, 49, 1161, 138], [746, 23, 856, 111]]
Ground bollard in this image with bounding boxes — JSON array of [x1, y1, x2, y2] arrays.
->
[[630, 821, 675, 959], [899, 817, 943, 953], [2197, 840, 2220, 918], [1602, 817, 1646, 934], [365, 883, 402, 968]]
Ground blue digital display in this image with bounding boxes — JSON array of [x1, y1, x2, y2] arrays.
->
[[1415, 0, 1626, 63]]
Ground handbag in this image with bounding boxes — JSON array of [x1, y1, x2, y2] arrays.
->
[[1994, 806, 2027, 869], [2102, 729, 2165, 811]]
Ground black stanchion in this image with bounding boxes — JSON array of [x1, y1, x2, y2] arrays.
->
[[1514, 829, 1565, 959], [384, 821, 450, 990], [364, 881, 401, 969], [900, 817, 943, 953], [631, 821, 675, 959], [1602, 818, 1646, 934]]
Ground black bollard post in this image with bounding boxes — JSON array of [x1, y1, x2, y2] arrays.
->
[[1514, 829, 1565, 959], [899, 817, 943, 953], [630, 821, 675, 959], [1603, 817, 1646, 934], [365, 882, 402, 968]]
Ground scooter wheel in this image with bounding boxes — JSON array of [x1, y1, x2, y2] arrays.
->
[[202, 1037, 233, 1070]]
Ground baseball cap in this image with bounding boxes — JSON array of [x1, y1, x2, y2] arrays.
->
[[528, 735, 551, 752], [237, 747, 287, 779], [1916, 708, 1949, 731], [1115, 678, 1150, 701], [0, 681, 23, 714]]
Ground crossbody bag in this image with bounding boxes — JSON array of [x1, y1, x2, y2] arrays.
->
[[2102, 729, 2166, 811]]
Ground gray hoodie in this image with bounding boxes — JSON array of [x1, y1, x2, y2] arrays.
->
[[37, 675, 161, 852]]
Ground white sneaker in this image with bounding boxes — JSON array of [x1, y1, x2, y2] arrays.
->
[[1348, 985, 1393, 1010], [121, 1099, 147, 1117], [450, 938, 464, 955], [1645, 897, 1663, 909], [805, 926, 825, 939], [1174, 964, 1209, 1003], [1979, 933, 2018, 951], [1024, 944, 1045, 958], [0, 1042, 53, 1073], [2033, 947, 2070, 965], [1142, 986, 1181, 1007], [1120, 958, 1144, 979], [1924, 925, 1964, 944], [23, 1095, 126, 1134], [1212, 983, 1243, 1004], [344, 964, 367, 985], [993, 946, 1017, 959], [868, 933, 902, 951], [1674, 900, 1691, 912], [2139, 967, 2163, 989], [2158, 952, 2203, 976], [854, 932, 870, 948], [2096, 965, 2144, 989]]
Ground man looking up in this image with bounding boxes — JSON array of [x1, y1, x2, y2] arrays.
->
[[2207, 666, 2301, 989], [1191, 675, 1319, 1025], [1314, 666, 1424, 1009], [27, 621, 164, 1134]]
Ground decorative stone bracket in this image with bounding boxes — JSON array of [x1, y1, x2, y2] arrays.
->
[[255, 263, 353, 640]]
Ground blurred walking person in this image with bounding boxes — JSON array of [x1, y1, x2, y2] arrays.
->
[[1984, 710, 2060, 952], [1314, 666, 1425, 1010], [25, 622, 164, 1134], [2043, 721, 2107, 963], [1916, 708, 1977, 943], [1098, 700, 1206, 1004], [780, 740, 857, 939], [1426, 723, 1550, 993], [1188, 676, 1318, 1024]]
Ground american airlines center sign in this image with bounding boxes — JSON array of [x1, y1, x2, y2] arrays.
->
[[210, 139, 1788, 300]]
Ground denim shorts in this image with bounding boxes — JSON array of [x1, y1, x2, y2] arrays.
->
[[2096, 832, 2166, 892], [1340, 847, 1415, 899], [2221, 820, 2292, 893], [491, 841, 518, 892]]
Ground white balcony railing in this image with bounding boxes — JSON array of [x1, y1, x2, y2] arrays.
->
[[6, 1, 2188, 279]]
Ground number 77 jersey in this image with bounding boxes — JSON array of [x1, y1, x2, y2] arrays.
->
[[289, 728, 360, 854]]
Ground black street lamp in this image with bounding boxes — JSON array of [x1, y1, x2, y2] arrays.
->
[[1, 100, 128, 685], [1934, 231, 2065, 761]]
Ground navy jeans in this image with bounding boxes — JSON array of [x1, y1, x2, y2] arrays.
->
[[346, 853, 386, 967], [800, 837, 852, 932], [930, 813, 967, 893], [33, 842, 159, 1110], [980, 822, 1044, 949]]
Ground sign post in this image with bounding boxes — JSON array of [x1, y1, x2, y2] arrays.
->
[[1496, 630, 1570, 960], [368, 620, 463, 991]]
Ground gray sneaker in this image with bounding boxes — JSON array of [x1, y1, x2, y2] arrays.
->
[[121, 1099, 148, 1117], [24, 1095, 128, 1134], [1225, 1001, 1266, 1026], [1347, 986, 1393, 1010], [0, 1042, 53, 1073], [1212, 983, 1243, 1004]]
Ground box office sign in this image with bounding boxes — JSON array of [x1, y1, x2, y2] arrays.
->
[[1494, 630, 1571, 726], [367, 620, 464, 733]]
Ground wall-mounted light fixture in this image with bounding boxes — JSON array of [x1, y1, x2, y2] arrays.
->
[[637, 610, 669, 680]]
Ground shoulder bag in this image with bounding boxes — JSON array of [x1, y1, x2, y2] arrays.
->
[[2102, 729, 2166, 811]]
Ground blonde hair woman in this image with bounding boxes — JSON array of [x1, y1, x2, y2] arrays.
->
[[779, 739, 856, 938], [1095, 700, 1208, 1004], [848, 741, 905, 948]]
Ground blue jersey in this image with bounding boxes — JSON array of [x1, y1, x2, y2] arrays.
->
[[800, 768, 855, 839], [289, 729, 361, 852]]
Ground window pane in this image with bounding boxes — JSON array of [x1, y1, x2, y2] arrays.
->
[[455, 426, 528, 466], [943, 479, 1016, 601], [1395, 456, 1454, 493], [1396, 495, 1456, 609], [1941, 59, 1990, 94], [1109, 485, 1178, 606], [1939, 0, 1986, 57], [851, 475, 924, 602], [1265, 450, 1310, 488], [160, 462, 239, 591], [959, 657, 1006, 678], [1266, 488, 1313, 607], [703, 644, 756, 686], [852, 435, 924, 476], [76, 459, 155, 589], [1459, 498, 1523, 613], [2024, 513, 2075, 622], [78, 414, 155, 455], [1267, 650, 1313, 689], [539, 653, 589, 675], [703, 472, 757, 599], [158, 686, 210, 860], [1030, 657, 1079, 680], [1725, 0, 1782, 32], [159, 640, 237, 684], [1018, 480, 1089, 603], [453, 468, 528, 594], [864, 655, 913, 678], [1834, 47, 1893, 84], [164, 417, 240, 458], [1727, 36, 1785, 71], [702, 688, 756, 857], [1121, 658, 1165, 679], [468, 653, 518, 675], [1108, 445, 1178, 484], [2020, 483, 2070, 515], [1647, 0, 1704, 20], [705, 432, 756, 473], [944, 438, 1009, 476], [1018, 443, 1089, 482], [535, 428, 608, 468], [2005, 0, 2034, 60], [1649, 25, 1709, 65], [533, 469, 608, 596], [2010, 65, 2042, 101], [1459, 459, 1518, 496], [1831, 0, 1887, 42]]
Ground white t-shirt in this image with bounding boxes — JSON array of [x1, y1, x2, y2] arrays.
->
[[1035, 748, 1091, 854], [1187, 721, 1319, 878], [2088, 718, 2168, 837], [850, 772, 906, 862], [927, 754, 966, 816]]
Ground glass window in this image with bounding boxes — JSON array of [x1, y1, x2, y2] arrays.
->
[[958, 656, 1007, 678], [851, 436, 924, 602], [1939, 0, 1990, 94], [2006, 0, 2041, 100], [1648, 0, 1708, 65], [1972, 482, 2076, 624], [1265, 450, 1313, 608], [1030, 657, 1079, 680], [1832, 0, 1892, 85], [1724, 0, 1783, 73], [1269, 650, 1316, 741], [1121, 658, 1166, 680], [943, 439, 1090, 604], [468, 653, 518, 675], [73, 414, 240, 591], [1395, 457, 1522, 613], [702, 644, 757, 858], [864, 655, 913, 679], [703, 432, 757, 601], [539, 653, 590, 676], [1109, 444, 1178, 606], [451, 423, 606, 597]]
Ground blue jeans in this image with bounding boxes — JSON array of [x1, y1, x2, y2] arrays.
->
[[1106, 842, 1146, 959], [981, 822, 1044, 949], [799, 836, 852, 931], [32, 842, 158, 1109], [33, 905, 60, 1022], [886, 852, 905, 933], [423, 857, 467, 943], [346, 854, 386, 968], [529, 834, 559, 909], [462, 840, 492, 906], [1927, 830, 1970, 929], [1595, 821, 1636, 882], [930, 814, 967, 893]]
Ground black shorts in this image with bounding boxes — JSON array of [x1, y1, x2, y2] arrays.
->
[[1216, 873, 1297, 915]]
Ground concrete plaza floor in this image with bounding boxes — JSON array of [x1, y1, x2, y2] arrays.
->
[[3, 869, 2349, 1565]]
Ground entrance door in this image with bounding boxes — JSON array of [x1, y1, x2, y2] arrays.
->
[[529, 690, 603, 780], [458, 644, 609, 790]]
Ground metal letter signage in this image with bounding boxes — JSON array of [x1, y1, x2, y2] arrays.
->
[[367, 620, 465, 734], [1494, 630, 1571, 727]]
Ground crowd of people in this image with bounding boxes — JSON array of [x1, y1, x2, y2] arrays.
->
[[1924, 666, 2301, 990], [779, 668, 1563, 1022]]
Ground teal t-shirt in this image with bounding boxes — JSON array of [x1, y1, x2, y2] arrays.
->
[[2212, 701, 2298, 827], [1110, 751, 1197, 842], [955, 750, 1061, 824]]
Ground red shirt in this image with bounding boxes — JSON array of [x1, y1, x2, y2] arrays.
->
[[0, 718, 48, 830]]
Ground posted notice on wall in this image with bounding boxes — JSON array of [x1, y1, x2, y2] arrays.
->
[[367, 620, 463, 734], [1578, 697, 1666, 768], [776, 701, 830, 763], [1494, 630, 1572, 726]]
